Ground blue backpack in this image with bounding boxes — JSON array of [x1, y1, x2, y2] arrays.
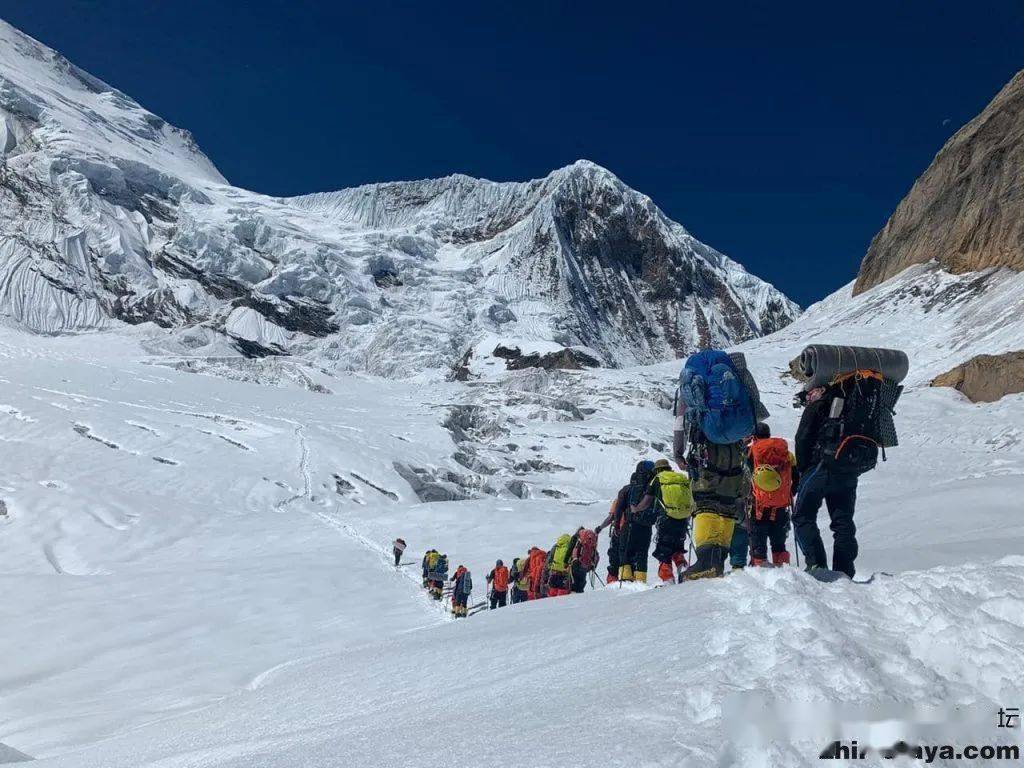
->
[[680, 350, 755, 444]]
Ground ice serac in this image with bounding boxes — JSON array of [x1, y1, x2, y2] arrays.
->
[[855, 68, 1024, 295], [0, 19, 797, 375]]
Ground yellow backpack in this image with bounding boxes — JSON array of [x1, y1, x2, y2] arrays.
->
[[549, 534, 572, 573], [657, 471, 693, 520]]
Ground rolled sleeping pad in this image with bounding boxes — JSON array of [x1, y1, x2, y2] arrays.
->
[[799, 345, 909, 390], [728, 351, 770, 420]]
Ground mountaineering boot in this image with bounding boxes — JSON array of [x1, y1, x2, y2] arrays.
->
[[658, 562, 675, 583], [606, 572, 618, 585], [672, 552, 688, 569], [750, 557, 769, 567], [635, 571, 647, 584], [618, 564, 634, 582], [771, 551, 791, 566]]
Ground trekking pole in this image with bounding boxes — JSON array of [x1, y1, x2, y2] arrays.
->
[[790, 505, 800, 568], [593, 568, 606, 587]]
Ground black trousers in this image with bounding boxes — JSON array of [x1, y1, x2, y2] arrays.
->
[[606, 533, 621, 578], [750, 508, 790, 561], [793, 466, 859, 577], [653, 516, 689, 564], [393, 548, 402, 566], [490, 590, 508, 609], [511, 586, 527, 604], [623, 523, 653, 574], [570, 562, 587, 593]]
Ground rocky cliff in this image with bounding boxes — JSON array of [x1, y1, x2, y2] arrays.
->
[[855, 69, 1024, 295]]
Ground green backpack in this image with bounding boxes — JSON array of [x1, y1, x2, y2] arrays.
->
[[549, 534, 573, 573], [657, 471, 693, 520]]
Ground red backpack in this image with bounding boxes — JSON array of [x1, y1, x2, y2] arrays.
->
[[749, 437, 793, 512], [574, 529, 599, 570]]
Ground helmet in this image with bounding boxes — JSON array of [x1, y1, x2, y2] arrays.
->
[[636, 460, 655, 473], [754, 422, 771, 439], [496, 559, 504, 566], [752, 465, 782, 493]]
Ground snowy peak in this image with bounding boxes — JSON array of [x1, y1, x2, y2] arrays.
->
[[0, 18, 796, 375], [0, 19, 225, 185]]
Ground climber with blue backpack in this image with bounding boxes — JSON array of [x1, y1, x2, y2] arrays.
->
[[451, 565, 472, 617], [674, 350, 764, 581]]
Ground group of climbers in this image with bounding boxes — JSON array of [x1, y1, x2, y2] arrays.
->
[[405, 344, 907, 616]]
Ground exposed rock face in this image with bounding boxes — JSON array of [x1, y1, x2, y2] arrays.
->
[[493, 345, 600, 371], [931, 350, 1024, 403], [855, 70, 1024, 295]]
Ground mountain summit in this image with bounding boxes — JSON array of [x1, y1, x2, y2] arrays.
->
[[0, 19, 797, 375]]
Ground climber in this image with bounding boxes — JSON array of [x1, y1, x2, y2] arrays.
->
[[527, 547, 547, 600], [451, 565, 471, 617], [618, 460, 657, 583], [546, 533, 574, 597], [422, 548, 438, 589], [595, 483, 631, 583], [792, 374, 878, 578], [569, 527, 599, 593], [428, 552, 449, 600], [393, 538, 407, 567], [676, 350, 760, 581], [509, 557, 529, 604], [487, 559, 510, 609], [746, 422, 797, 566], [631, 459, 693, 583]]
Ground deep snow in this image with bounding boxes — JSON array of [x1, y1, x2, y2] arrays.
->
[[1, 260, 1023, 765]]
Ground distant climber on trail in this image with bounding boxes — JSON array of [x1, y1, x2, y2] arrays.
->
[[451, 565, 472, 617], [527, 547, 547, 600], [422, 548, 438, 588], [546, 534, 574, 597], [393, 538, 407, 567], [510, 557, 529, 604], [631, 459, 693, 584], [675, 350, 764, 581], [791, 346, 908, 579], [487, 560, 509, 609], [746, 423, 796, 566], [569, 527, 599, 592], [595, 482, 630, 584], [619, 460, 657, 583], [428, 552, 448, 600]]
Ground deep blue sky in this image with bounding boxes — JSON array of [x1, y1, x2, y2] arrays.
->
[[2, 1, 1022, 305]]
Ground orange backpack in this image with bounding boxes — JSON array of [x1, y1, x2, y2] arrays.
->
[[528, 550, 547, 586], [749, 437, 793, 512], [492, 566, 509, 591]]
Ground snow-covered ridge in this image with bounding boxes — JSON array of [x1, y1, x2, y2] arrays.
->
[[0, 20, 797, 375]]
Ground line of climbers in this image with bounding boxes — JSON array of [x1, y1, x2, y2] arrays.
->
[[404, 345, 908, 615]]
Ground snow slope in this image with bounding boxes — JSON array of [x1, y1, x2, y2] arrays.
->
[[0, 271, 1022, 765]]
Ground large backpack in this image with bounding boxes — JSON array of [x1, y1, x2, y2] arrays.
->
[[549, 534, 572, 573], [574, 529, 599, 570], [656, 471, 693, 520], [817, 370, 902, 475], [627, 461, 656, 514], [681, 350, 756, 444], [432, 554, 448, 579], [492, 566, 509, 592], [686, 428, 746, 516], [528, 550, 547, 585], [749, 437, 793, 511], [460, 571, 473, 596]]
